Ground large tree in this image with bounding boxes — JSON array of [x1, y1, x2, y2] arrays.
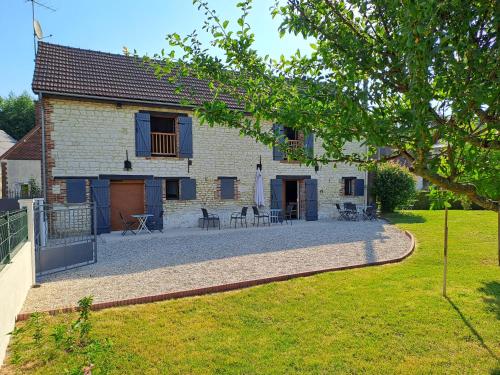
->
[[0, 92, 36, 140], [143, 0, 499, 210]]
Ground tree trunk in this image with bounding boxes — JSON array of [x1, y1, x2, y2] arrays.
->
[[443, 207, 448, 297], [412, 166, 498, 211]]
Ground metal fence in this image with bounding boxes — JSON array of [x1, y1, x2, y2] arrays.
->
[[0, 208, 28, 270], [4, 189, 43, 200]]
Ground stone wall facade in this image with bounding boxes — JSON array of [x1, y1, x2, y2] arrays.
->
[[42, 97, 367, 228]]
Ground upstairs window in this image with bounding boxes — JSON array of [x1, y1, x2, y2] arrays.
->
[[284, 127, 303, 158], [151, 116, 177, 157]]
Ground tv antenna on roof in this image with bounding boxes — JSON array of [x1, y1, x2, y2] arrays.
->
[[28, 0, 55, 57]]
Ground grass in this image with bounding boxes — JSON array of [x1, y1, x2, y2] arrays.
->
[[4, 210, 499, 374]]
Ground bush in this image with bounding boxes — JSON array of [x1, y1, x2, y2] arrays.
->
[[372, 163, 416, 213]]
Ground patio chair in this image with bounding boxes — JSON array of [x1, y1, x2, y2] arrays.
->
[[284, 203, 297, 225], [201, 208, 220, 230], [343, 202, 359, 221], [119, 212, 136, 236], [335, 203, 351, 221], [362, 205, 377, 221], [147, 210, 164, 232], [252, 206, 270, 227], [230, 207, 248, 228]]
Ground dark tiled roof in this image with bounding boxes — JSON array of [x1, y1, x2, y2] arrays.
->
[[32, 42, 241, 109], [0, 126, 41, 160]]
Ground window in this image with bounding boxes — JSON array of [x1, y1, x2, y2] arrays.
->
[[151, 116, 177, 157], [165, 179, 180, 200], [343, 177, 356, 196], [218, 177, 237, 200]]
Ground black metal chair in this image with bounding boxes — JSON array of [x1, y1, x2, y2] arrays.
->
[[147, 210, 164, 232], [230, 207, 248, 228], [201, 208, 220, 230], [363, 205, 377, 220], [119, 212, 136, 236], [343, 202, 359, 221], [335, 203, 351, 221], [252, 206, 270, 227]]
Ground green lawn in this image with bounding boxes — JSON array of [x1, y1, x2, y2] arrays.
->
[[5, 211, 500, 374]]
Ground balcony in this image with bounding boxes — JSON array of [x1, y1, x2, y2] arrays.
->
[[285, 139, 303, 160], [151, 132, 177, 157]]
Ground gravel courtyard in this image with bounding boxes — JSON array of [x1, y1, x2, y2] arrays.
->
[[22, 220, 412, 313]]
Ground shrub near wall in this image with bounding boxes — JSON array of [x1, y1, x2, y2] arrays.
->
[[372, 163, 416, 213]]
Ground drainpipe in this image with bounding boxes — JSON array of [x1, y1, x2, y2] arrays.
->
[[39, 92, 47, 202]]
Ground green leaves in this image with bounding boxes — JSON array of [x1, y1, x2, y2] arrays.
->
[[144, 0, 499, 210]]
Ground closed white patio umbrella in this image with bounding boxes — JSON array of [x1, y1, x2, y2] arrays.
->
[[254, 168, 265, 207]]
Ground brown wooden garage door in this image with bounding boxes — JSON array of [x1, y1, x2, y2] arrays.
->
[[110, 180, 145, 231]]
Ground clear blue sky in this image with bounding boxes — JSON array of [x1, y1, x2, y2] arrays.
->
[[0, 0, 311, 97]]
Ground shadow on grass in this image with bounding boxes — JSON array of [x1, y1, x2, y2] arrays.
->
[[479, 281, 500, 320], [445, 296, 499, 361], [383, 211, 427, 224]]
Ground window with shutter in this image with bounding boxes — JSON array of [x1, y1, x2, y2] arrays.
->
[[180, 178, 196, 200], [135, 112, 151, 157], [165, 179, 180, 200], [66, 179, 86, 203], [219, 177, 236, 199], [178, 117, 193, 158]]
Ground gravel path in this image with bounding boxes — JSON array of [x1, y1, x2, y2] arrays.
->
[[22, 220, 411, 313]]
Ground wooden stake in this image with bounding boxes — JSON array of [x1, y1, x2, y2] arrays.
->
[[443, 207, 448, 297]]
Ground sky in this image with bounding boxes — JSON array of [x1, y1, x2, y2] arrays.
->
[[0, 0, 311, 98]]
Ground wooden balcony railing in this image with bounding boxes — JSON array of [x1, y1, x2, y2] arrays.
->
[[286, 139, 303, 159], [287, 139, 302, 151], [151, 132, 177, 156]]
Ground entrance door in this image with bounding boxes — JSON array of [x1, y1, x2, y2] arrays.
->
[[283, 179, 299, 219], [110, 180, 145, 231]]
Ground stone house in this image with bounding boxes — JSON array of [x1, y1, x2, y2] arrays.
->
[[0, 126, 42, 198], [32, 42, 367, 232]]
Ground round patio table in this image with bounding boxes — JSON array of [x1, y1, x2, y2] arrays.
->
[[131, 214, 153, 234]]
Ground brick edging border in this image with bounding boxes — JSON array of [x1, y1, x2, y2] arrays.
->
[[17, 230, 415, 321]]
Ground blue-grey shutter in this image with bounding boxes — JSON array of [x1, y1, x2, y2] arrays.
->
[[67, 179, 86, 203], [304, 133, 314, 158], [145, 178, 164, 230], [270, 179, 283, 210], [180, 178, 196, 200], [305, 179, 318, 221], [178, 116, 193, 158], [355, 178, 365, 197], [272, 124, 285, 161], [220, 178, 235, 199], [90, 179, 110, 234], [135, 112, 151, 157]]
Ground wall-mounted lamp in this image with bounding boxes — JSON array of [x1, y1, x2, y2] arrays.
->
[[256, 155, 263, 171], [187, 158, 193, 173], [314, 164, 319, 173], [116, 102, 123, 109], [124, 150, 132, 171]]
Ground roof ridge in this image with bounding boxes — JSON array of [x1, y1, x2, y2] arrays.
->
[[37, 41, 149, 62]]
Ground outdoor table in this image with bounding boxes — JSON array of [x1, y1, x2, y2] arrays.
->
[[131, 214, 153, 234]]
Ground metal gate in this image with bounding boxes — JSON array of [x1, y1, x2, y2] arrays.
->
[[34, 201, 97, 276]]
